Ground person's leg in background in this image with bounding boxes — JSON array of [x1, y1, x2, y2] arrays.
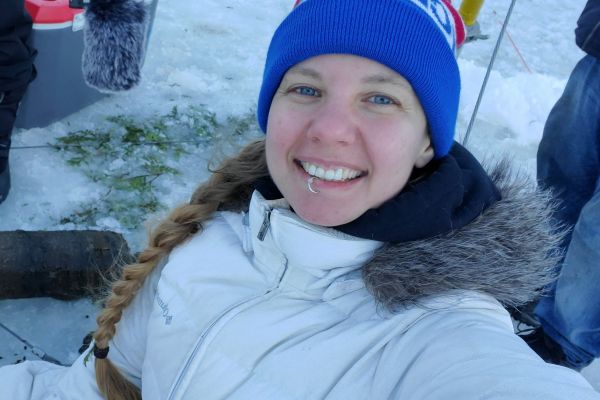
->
[[530, 54, 600, 370], [0, 0, 37, 204]]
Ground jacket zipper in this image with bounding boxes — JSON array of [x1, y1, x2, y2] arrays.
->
[[166, 208, 286, 399], [257, 209, 271, 241]]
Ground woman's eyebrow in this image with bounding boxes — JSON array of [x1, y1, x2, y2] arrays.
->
[[362, 74, 411, 89], [286, 66, 322, 80]]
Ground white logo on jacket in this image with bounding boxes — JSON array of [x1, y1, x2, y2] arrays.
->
[[156, 292, 174, 325]]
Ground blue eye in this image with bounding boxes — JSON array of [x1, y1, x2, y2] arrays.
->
[[368, 95, 395, 105], [294, 86, 319, 97]]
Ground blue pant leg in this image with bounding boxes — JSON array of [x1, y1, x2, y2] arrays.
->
[[535, 54, 600, 369], [536, 180, 600, 368]]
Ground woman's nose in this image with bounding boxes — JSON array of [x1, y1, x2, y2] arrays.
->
[[306, 100, 358, 145]]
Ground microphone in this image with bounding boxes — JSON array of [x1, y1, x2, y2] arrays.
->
[[82, 0, 149, 92]]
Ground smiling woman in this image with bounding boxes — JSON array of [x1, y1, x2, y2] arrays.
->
[[266, 55, 433, 226], [1, 1, 599, 400]]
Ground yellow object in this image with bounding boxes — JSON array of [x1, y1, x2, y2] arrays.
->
[[459, 0, 485, 26]]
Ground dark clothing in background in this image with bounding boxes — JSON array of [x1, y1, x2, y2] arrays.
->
[[531, 0, 600, 370], [0, 0, 37, 202], [0, 0, 37, 93], [576, 0, 600, 59]]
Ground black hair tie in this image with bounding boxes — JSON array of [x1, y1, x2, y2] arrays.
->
[[93, 344, 110, 359]]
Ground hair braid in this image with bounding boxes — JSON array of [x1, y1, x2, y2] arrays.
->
[[92, 140, 268, 399]]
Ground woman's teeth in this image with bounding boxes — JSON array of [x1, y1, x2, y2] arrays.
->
[[300, 161, 362, 181]]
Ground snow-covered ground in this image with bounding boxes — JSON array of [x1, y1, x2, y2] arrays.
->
[[0, 0, 598, 392]]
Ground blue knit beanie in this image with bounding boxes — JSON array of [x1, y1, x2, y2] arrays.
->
[[257, 0, 465, 158]]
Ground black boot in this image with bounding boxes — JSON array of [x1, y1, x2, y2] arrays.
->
[[518, 328, 593, 371], [519, 328, 568, 365]]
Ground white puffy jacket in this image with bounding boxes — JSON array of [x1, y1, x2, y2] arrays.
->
[[0, 192, 598, 399]]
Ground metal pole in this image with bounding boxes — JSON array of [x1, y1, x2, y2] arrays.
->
[[462, 0, 518, 147]]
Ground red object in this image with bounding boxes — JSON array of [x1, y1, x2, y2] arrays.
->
[[442, 0, 466, 48], [25, 0, 84, 24]]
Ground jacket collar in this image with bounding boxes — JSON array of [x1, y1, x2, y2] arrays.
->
[[247, 191, 381, 299], [363, 160, 562, 310]]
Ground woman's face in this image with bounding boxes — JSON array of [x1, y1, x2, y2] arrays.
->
[[266, 54, 433, 227]]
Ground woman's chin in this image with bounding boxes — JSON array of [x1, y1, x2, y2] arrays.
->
[[294, 205, 357, 228]]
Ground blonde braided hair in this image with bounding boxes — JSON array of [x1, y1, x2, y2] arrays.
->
[[92, 140, 268, 399]]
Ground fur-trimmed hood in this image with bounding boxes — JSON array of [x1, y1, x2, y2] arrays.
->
[[363, 160, 563, 310]]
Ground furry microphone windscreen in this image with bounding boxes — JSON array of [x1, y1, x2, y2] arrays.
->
[[82, 0, 148, 92]]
